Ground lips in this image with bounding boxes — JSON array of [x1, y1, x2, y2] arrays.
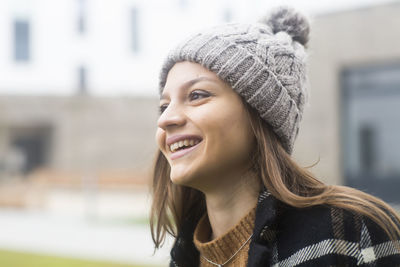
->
[[169, 138, 201, 152], [166, 134, 203, 160], [170, 141, 202, 160]]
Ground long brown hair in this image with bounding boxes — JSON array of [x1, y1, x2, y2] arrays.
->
[[150, 101, 400, 249]]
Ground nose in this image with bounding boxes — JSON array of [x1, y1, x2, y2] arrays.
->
[[157, 102, 186, 130]]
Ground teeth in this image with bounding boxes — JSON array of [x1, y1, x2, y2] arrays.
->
[[169, 139, 201, 152], [171, 143, 178, 151]]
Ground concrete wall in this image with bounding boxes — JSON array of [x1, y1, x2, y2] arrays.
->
[[0, 95, 159, 177], [293, 2, 400, 185]]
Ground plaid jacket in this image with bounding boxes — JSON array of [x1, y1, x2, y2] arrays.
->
[[169, 191, 400, 267]]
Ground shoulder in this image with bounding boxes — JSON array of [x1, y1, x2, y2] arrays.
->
[[278, 204, 396, 243], [271, 204, 400, 266], [278, 204, 359, 241]]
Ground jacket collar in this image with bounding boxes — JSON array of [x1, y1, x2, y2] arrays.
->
[[247, 190, 279, 267], [170, 208, 202, 267], [170, 189, 279, 267]]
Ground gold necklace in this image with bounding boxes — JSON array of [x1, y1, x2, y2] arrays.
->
[[201, 233, 253, 267]]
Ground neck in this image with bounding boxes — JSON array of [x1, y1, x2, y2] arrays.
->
[[203, 169, 260, 240]]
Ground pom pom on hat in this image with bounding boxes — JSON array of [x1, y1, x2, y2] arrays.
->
[[259, 6, 310, 47]]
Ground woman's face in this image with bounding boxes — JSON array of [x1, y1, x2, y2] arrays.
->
[[156, 61, 255, 190]]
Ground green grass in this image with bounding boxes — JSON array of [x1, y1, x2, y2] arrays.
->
[[0, 250, 160, 267]]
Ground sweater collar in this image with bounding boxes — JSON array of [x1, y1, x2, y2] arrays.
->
[[193, 206, 256, 264]]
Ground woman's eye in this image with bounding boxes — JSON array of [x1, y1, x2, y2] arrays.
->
[[189, 90, 210, 101], [159, 104, 168, 114]]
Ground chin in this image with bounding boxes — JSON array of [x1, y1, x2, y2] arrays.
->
[[169, 167, 203, 188], [170, 171, 193, 186]]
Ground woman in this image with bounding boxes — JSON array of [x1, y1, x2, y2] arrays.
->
[[151, 6, 400, 267]]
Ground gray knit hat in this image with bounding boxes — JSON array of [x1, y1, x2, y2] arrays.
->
[[159, 7, 310, 154]]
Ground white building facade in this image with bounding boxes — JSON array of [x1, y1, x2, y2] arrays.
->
[[0, 0, 272, 96]]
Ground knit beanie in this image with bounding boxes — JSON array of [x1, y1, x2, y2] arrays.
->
[[159, 6, 310, 154]]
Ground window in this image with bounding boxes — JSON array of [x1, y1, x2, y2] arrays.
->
[[77, 0, 86, 34], [78, 66, 87, 94], [359, 125, 375, 171], [14, 19, 30, 62], [341, 63, 400, 203], [223, 9, 233, 22], [131, 7, 139, 53], [178, 0, 188, 8]]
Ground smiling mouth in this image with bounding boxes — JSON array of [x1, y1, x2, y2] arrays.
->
[[169, 138, 202, 153], [168, 138, 203, 160]]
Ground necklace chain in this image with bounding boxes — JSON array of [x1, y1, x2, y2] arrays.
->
[[201, 233, 253, 267]]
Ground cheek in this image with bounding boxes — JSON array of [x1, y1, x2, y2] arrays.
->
[[223, 119, 254, 159], [201, 107, 254, 163], [155, 128, 166, 152]]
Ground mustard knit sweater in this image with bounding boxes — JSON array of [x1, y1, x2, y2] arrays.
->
[[193, 207, 256, 267]]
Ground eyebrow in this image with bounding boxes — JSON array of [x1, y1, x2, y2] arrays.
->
[[160, 76, 218, 100]]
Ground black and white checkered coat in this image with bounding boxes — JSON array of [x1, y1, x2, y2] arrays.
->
[[169, 191, 400, 267]]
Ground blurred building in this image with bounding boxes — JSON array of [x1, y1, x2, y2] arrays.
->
[[0, 95, 158, 179], [0, 0, 399, 205], [0, 0, 255, 209], [0, 0, 242, 183], [295, 2, 400, 203]]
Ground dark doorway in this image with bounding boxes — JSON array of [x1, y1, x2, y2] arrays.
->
[[10, 126, 52, 174]]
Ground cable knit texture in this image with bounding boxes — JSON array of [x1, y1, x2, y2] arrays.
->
[[193, 207, 256, 267], [159, 7, 310, 154]]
